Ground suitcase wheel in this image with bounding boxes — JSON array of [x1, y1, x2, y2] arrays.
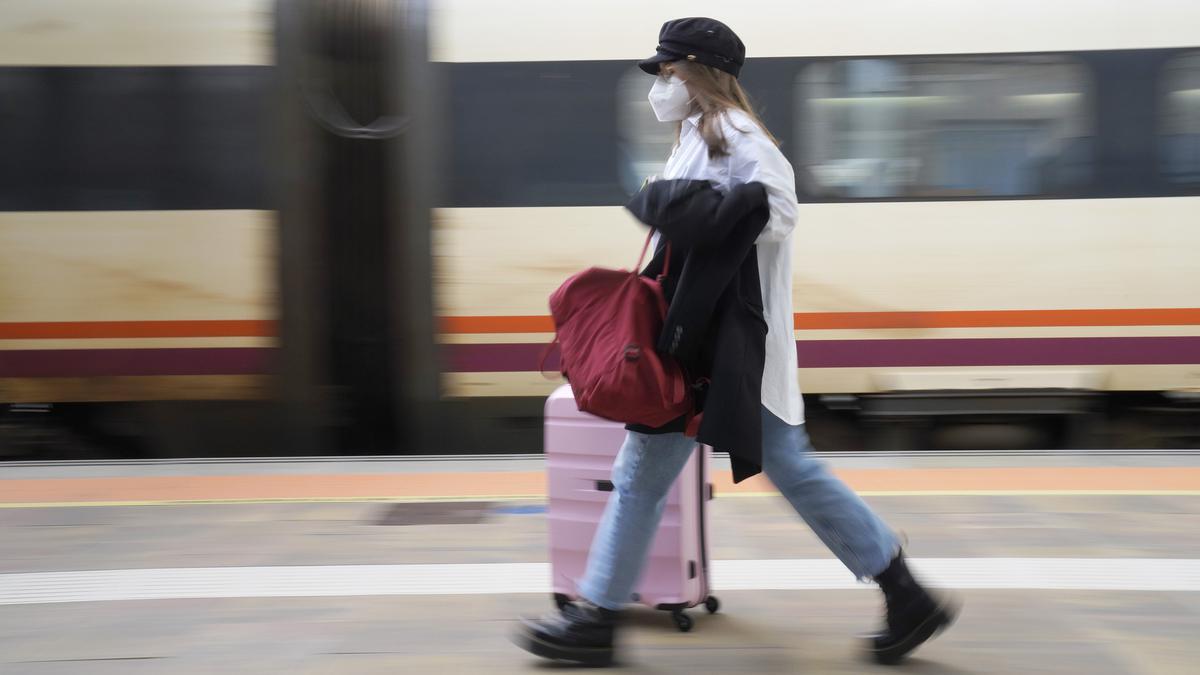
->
[[704, 595, 720, 614], [672, 610, 693, 632]]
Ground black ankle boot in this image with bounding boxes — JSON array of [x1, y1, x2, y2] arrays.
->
[[514, 600, 619, 667], [866, 552, 959, 665]]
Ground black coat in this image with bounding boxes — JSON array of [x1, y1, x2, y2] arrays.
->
[[624, 179, 770, 483]]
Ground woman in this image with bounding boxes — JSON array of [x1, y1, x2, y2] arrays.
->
[[516, 17, 958, 667]]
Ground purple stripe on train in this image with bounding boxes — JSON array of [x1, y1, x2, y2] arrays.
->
[[0, 348, 271, 377], [2, 337, 1196, 378], [442, 337, 1200, 373], [794, 337, 1200, 368]]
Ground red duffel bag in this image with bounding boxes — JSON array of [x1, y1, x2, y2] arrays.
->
[[547, 231, 691, 427]]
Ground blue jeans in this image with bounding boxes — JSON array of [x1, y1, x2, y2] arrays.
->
[[578, 406, 900, 610]]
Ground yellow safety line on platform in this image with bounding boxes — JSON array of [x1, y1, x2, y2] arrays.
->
[[2, 489, 1199, 508]]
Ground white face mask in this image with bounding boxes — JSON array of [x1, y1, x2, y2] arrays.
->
[[647, 75, 693, 122]]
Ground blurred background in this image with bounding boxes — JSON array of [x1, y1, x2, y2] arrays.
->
[[1, 3, 1199, 674], [0, 0, 1197, 459]]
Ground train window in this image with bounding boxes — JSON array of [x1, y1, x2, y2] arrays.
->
[[797, 57, 1093, 199], [1161, 52, 1200, 185], [617, 68, 677, 195]]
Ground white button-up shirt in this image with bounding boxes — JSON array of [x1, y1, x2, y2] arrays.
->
[[658, 108, 804, 425]]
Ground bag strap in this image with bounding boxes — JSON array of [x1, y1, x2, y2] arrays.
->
[[635, 230, 672, 277], [670, 366, 686, 402]]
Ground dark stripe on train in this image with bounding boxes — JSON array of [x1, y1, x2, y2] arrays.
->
[[1, 49, 1197, 212], [441, 59, 798, 208], [0, 66, 272, 211]]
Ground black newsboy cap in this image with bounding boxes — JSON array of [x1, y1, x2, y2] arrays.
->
[[638, 17, 746, 78]]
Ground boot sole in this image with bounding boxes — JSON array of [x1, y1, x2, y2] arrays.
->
[[868, 597, 960, 665], [514, 630, 615, 668]]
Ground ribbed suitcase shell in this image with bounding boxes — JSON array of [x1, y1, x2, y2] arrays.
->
[[545, 384, 716, 630]]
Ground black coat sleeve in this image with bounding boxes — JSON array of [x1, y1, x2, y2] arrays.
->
[[625, 180, 768, 249]]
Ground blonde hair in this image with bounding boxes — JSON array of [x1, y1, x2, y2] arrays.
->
[[665, 60, 780, 159]]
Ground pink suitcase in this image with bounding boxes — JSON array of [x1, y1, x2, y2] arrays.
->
[[545, 384, 718, 632]]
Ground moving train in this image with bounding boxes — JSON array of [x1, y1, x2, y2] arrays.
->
[[1, 0, 1198, 455]]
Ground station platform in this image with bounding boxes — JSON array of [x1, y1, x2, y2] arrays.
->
[[2, 450, 1199, 674]]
